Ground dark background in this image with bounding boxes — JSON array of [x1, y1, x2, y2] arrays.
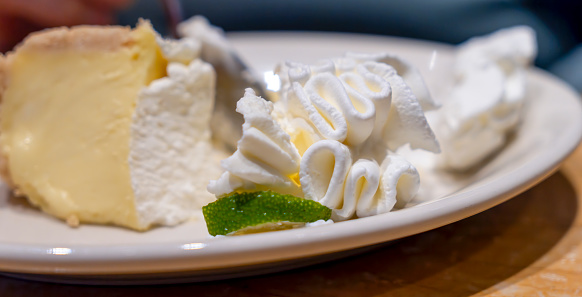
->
[[117, 0, 582, 92]]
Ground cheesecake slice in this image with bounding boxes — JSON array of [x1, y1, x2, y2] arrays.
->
[[0, 21, 221, 230]]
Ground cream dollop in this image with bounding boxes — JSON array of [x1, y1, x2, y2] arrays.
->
[[300, 140, 352, 210], [344, 52, 440, 112], [130, 53, 223, 228], [209, 54, 439, 220], [156, 36, 201, 65], [436, 26, 537, 170], [309, 152, 420, 221], [275, 57, 440, 156], [207, 89, 302, 197]]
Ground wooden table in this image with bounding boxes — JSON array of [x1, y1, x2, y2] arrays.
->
[[1, 145, 582, 296]]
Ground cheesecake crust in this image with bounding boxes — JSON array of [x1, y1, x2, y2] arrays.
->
[[15, 25, 134, 53]]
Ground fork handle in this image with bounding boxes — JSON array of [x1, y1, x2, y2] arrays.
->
[[159, 0, 183, 38]]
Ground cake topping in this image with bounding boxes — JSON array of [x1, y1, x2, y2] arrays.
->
[[344, 52, 440, 112], [436, 26, 537, 170], [207, 89, 302, 198], [209, 54, 439, 221]]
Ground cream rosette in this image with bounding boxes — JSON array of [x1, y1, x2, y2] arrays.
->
[[209, 53, 440, 220], [299, 142, 420, 221], [207, 89, 302, 197]]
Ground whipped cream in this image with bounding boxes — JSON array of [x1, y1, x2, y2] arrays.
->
[[207, 89, 302, 197], [343, 52, 440, 112], [305, 219, 334, 227], [274, 57, 440, 154], [129, 41, 224, 228], [435, 26, 537, 170], [209, 54, 439, 220], [178, 16, 258, 150], [178, 16, 237, 72], [156, 36, 201, 65]]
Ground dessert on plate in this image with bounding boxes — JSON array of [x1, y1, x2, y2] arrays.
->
[[203, 27, 538, 236], [0, 19, 225, 231], [0, 16, 537, 235], [204, 52, 442, 235]]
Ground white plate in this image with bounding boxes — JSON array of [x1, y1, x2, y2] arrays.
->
[[0, 32, 581, 285]]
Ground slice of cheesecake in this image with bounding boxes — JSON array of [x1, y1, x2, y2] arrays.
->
[[0, 21, 222, 230]]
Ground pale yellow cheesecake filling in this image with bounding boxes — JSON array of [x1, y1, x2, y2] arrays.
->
[[0, 23, 168, 230]]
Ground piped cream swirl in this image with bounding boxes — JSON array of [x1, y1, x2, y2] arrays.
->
[[209, 53, 439, 220], [207, 89, 302, 197]]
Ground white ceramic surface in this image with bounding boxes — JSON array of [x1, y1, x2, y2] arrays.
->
[[0, 32, 581, 284]]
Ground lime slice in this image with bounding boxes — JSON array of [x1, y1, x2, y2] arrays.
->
[[203, 191, 331, 236]]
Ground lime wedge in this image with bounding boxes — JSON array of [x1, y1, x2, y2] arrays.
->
[[203, 191, 331, 236]]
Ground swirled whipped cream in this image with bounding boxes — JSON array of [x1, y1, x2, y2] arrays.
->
[[208, 54, 440, 221], [436, 26, 537, 170]]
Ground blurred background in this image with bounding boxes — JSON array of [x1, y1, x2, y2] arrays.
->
[[1, 0, 581, 92]]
